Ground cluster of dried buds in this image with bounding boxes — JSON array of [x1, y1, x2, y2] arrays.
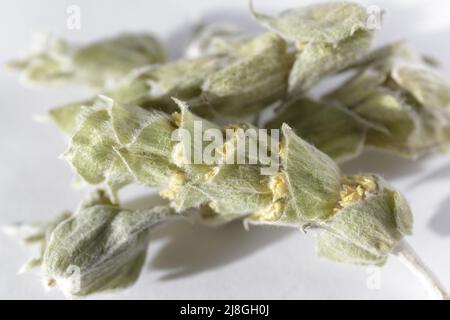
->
[[5, 1, 449, 299]]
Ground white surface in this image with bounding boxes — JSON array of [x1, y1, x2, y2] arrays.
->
[[0, 0, 450, 300]]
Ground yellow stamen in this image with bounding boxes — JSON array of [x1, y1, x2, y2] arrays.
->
[[250, 200, 285, 222], [278, 142, 287, 161], [171, 112, 181, 127], [160, 172, 186, 200], [335, 175, 378, 212], [47, 278, 56, 288], [269, 172, 288, 202], [204, 166, 220, 180]]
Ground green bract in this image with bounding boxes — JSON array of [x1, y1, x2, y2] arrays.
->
[[251, 1, 374, 95], [250, 1, 369, 45]]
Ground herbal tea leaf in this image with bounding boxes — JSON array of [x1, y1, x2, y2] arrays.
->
[[250, 1, 369, 45], [281, 124, 341, 221]]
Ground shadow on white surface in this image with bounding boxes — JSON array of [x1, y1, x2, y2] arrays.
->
[[340, 150, 427, 179], [150, 220, 292, 281], [407, 161, 450, 190], [123, 193, 293, 282], [165, 8, 262, 60], [429, 193, 450, 237]]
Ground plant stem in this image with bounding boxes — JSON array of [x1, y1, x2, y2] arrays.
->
[[393, 239, 449, 300]]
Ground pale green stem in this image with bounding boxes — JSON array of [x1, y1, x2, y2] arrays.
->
[[393, 239, 449, 300]]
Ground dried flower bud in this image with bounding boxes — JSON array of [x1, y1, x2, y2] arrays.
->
[[42, 190, 176, 298], [7, 33, 166, 88], [316, 175, 413, 265]]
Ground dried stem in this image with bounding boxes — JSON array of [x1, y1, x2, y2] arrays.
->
[[393, 239, 449, 300]]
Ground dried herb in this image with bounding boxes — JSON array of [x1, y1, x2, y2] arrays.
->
[[6, 33, 166, 88], [5, 0, 450, 300]]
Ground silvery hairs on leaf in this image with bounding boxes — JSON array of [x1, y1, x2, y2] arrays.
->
[[6, 33, 166, 89], [10, 190, 177, 298], [250, 1, 374, 95]]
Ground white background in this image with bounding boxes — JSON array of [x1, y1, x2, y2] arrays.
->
[[0, 0, 449, 299]]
